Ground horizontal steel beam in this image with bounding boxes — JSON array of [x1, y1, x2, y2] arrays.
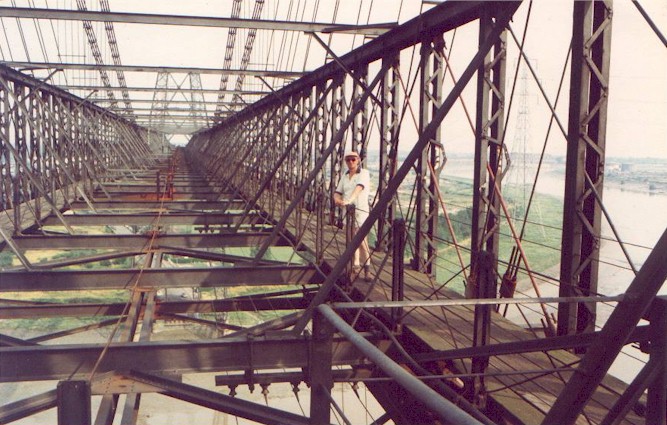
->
[[0, 7, 395, 35], [62, 85, 269, 95], [70, 199, 244, 210], [95, 184, 215, 191], [408, 325, 651, 363], [96, 193, 223, 201], [0, 335, 378, 382], [2, 61, 304, 78], [0, 265, 323, 291], [93, 99, 251, 106], [120, 111, 222, 117], [41, 212, 261, 226], [11, 232, 285, 250], [0, 296, 313, 319], [214, 368, 372, 387]]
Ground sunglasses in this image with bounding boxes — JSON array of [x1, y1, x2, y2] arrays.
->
[[345, 157, 358, 162]]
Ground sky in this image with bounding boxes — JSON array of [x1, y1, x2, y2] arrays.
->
[[0, 0, 665, 158]]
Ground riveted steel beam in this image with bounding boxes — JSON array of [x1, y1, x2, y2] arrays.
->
[[40, 212, 262, 226], [2, 61, 304, 79], [0, 335, 378, 382], [470, 8, 507, 287], [0, 297, 312, 319], [558, 0, 613, 338], [9, 233, 280, 250], [0, 7, 395, 35], [0, 265, 323, 291], [414, 34, 445, 276]]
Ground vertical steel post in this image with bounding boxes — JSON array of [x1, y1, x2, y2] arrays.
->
[[13, 82, 26, 230], [472, 250, 496, 408], [414, 35, 445, 276], [309, 310, 333, 425], [57, 380, 91, 425], [345, 204, 355, 288], [377, 52, 400, 252], [352, 65, 370, 158], [470, 8, 507, 295], [558, 0, 612, 338], [315, 82, 328, 258], [391, 218, 406, 328], [328, 75, 346, 225], [0, 80, 12, 213], [647, 297, 667, 424]]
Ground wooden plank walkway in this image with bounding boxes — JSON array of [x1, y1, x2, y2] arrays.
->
[[282, 208, 645, 425]]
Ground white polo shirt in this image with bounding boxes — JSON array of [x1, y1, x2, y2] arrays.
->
[[335, 168, 371, 224]]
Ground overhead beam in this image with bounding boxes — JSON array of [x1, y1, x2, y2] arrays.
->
[[92, 99, 249, 106], [1, 61, 304, 78], [0, 7, 395, 35], [0, 335, 380, 382], [0, 265, 323, 291], [62, 85, 269, 95]]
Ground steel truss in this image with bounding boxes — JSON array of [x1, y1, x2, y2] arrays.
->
[[2, 1, 667, 425], [0, 65, 152, 239], [558, 0, 612, 338]]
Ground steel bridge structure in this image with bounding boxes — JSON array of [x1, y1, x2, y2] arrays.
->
[[1, 1, 666, 424]]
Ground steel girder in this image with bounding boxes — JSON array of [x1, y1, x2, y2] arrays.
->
[[0, 296, 313, 319], [376, 53, 400, 252], [0, 335, 378, 382], [9, 232, 285, 250], [0, 7, 395, 35], [558, 0, 613, 338], [414, 34, 446, 276], [40, 211, 262, 226], [61, 85, 268, 95], [0, 265, 322, 291], [2, 61, 304, 79], [469, 9, 507, 288]]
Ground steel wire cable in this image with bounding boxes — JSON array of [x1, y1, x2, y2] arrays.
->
[[0, 18, 15, 60], [10, 0, 32, 63], [28, 0, 50, 62], [42, 0, 69, 86], [505, 24, 646, 285], [380, 59, 480, 344]]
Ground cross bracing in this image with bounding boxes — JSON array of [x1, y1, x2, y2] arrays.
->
[[1, 1, 667, 425]]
